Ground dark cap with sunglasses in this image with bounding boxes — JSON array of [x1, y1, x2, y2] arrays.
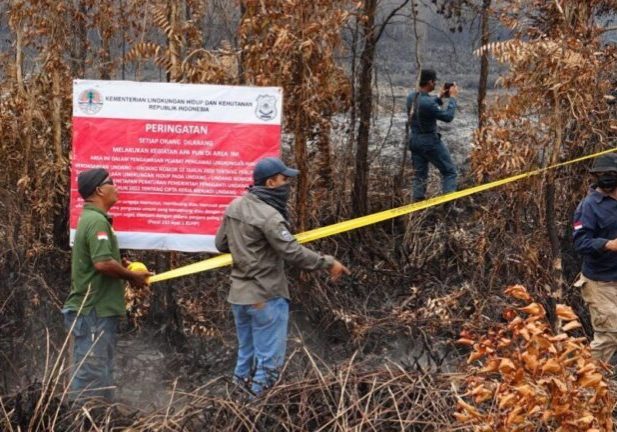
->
[[78, 168, 111, 199]]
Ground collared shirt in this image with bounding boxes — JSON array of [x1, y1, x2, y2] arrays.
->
[[64, 204, 125, 317], [215, 193, 334, 305], [406, 91, 457, 134], [573, 187, 617, 281]]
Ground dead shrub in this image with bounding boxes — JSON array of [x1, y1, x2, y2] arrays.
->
[[455, 285, 614, 431]]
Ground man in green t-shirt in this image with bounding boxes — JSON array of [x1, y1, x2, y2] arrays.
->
[[63, 168, 151, 401]]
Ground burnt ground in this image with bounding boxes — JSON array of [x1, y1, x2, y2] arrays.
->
[[0, 87, 512, 416]]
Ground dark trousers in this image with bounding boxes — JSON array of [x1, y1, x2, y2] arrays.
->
[[63, 308, 119, 401], [409, 133, 457, 200]]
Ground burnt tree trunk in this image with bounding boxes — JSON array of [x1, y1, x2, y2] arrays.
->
[[292, 3, 309, 231], [477, 0, 491, 129], [237, 2, 247, 84], [168, 0, 182, 82], [315, 123, 334, 194], [71, 0, 88, 78], [293, 58, 309, 231], [544, 88, 566, 329], [99, 2, 112, 80], [339, 15, 359, 218], [352, 0, 377, 216]]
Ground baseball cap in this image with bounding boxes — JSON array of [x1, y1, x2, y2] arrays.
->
[[590, 153, 617, 173], [253, 157, 299, 184]]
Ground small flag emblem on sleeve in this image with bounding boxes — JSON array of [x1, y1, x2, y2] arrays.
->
[[96, 231, 109, 241], [573, 221, 583, 231]]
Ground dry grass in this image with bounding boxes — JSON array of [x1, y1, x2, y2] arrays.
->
[[1, 347, 466, 431], [0, 1, 616, 430]]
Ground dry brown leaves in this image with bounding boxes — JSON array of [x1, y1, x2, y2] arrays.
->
[[468, 0, 617, 301], [124, 282, 152, 328], [455, 284, 614, 431], [238, 0, 351, 121], [177, 297, 221, 338], [126, 2, 236, 84], [333, 285, 473, 343], [472, 0, 617, 183]]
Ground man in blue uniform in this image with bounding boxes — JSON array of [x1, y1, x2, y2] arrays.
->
[[573, 153, 617, 363], [405, 69, 459, 201]]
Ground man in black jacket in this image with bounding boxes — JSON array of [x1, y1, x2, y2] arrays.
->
[[573, 153, 617, 363]]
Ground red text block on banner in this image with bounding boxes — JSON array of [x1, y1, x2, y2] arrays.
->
[[70, 80, 283, 252]]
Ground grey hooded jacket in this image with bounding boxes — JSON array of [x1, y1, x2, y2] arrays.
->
[[215, 192, 334, 304]]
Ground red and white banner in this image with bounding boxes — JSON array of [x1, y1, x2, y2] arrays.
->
[[70, 80, 283, 252]]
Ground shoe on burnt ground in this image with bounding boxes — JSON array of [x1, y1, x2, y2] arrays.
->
[[433, 200, 464, 218], [226, 375, 256, 403]]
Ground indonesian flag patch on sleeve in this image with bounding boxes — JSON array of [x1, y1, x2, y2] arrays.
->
[[573, 221, 583, 231], [96, 231, 109, 241]]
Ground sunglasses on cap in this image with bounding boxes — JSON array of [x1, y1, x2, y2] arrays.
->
[[99, 177, 114, 187]]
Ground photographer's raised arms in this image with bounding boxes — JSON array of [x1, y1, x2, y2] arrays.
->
[[405, 69, 459, 203]]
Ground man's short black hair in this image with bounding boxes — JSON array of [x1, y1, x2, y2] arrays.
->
[[419, 69, 437, 86], [254, 176, 269, 186]]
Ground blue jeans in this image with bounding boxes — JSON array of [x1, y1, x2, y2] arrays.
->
[[62, 308, 119, 401], [409, 133, 457, 200], [231, 297, 289, 395]]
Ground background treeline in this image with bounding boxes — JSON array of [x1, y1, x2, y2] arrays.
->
[[1, 1, 617, 430]]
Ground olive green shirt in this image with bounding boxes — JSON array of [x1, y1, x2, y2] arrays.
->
[[215, 193, 334, 305], [64, 204, 125, 317]]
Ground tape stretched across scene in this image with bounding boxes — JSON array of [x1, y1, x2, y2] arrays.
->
[[148, 146, 617, 284]]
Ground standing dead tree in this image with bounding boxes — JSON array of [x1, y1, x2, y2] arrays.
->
[[351, 0, 410, 217], [127, 0, 237, 84], [2, 0, 74, 251], [0, 0, 134, 390], [422, 0, 495, 126], [471, 0, 617, 307], [239, 0, 351, 230]]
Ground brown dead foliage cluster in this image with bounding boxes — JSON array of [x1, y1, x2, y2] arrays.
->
[[470, 0, 617, 300], [127, 1, 238, 83], [331, 283, 476, 344], [239, 0, 352, 229], [124, 281, 152, 327], [456, 285, 614, 431]]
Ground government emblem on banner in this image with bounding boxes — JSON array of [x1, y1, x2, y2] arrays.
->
[[71, 80, 282, 252], [77, 89, 104, 115], [255, 95, 277, 121]]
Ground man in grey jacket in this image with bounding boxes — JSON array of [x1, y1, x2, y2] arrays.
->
[[215, 157, 349, 395]]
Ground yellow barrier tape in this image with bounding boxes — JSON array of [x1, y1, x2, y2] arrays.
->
[[148, 146, 617, 284]]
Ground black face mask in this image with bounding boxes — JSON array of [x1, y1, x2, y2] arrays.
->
[[597, 174, 617, 190], [249, 183, 291, 220]]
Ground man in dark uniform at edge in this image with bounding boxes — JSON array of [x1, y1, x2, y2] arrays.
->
[[573, 153, 617, 364], [62, 168, 151, 402], [405, 69, 459, 202], [215, 157, 350, 396]]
